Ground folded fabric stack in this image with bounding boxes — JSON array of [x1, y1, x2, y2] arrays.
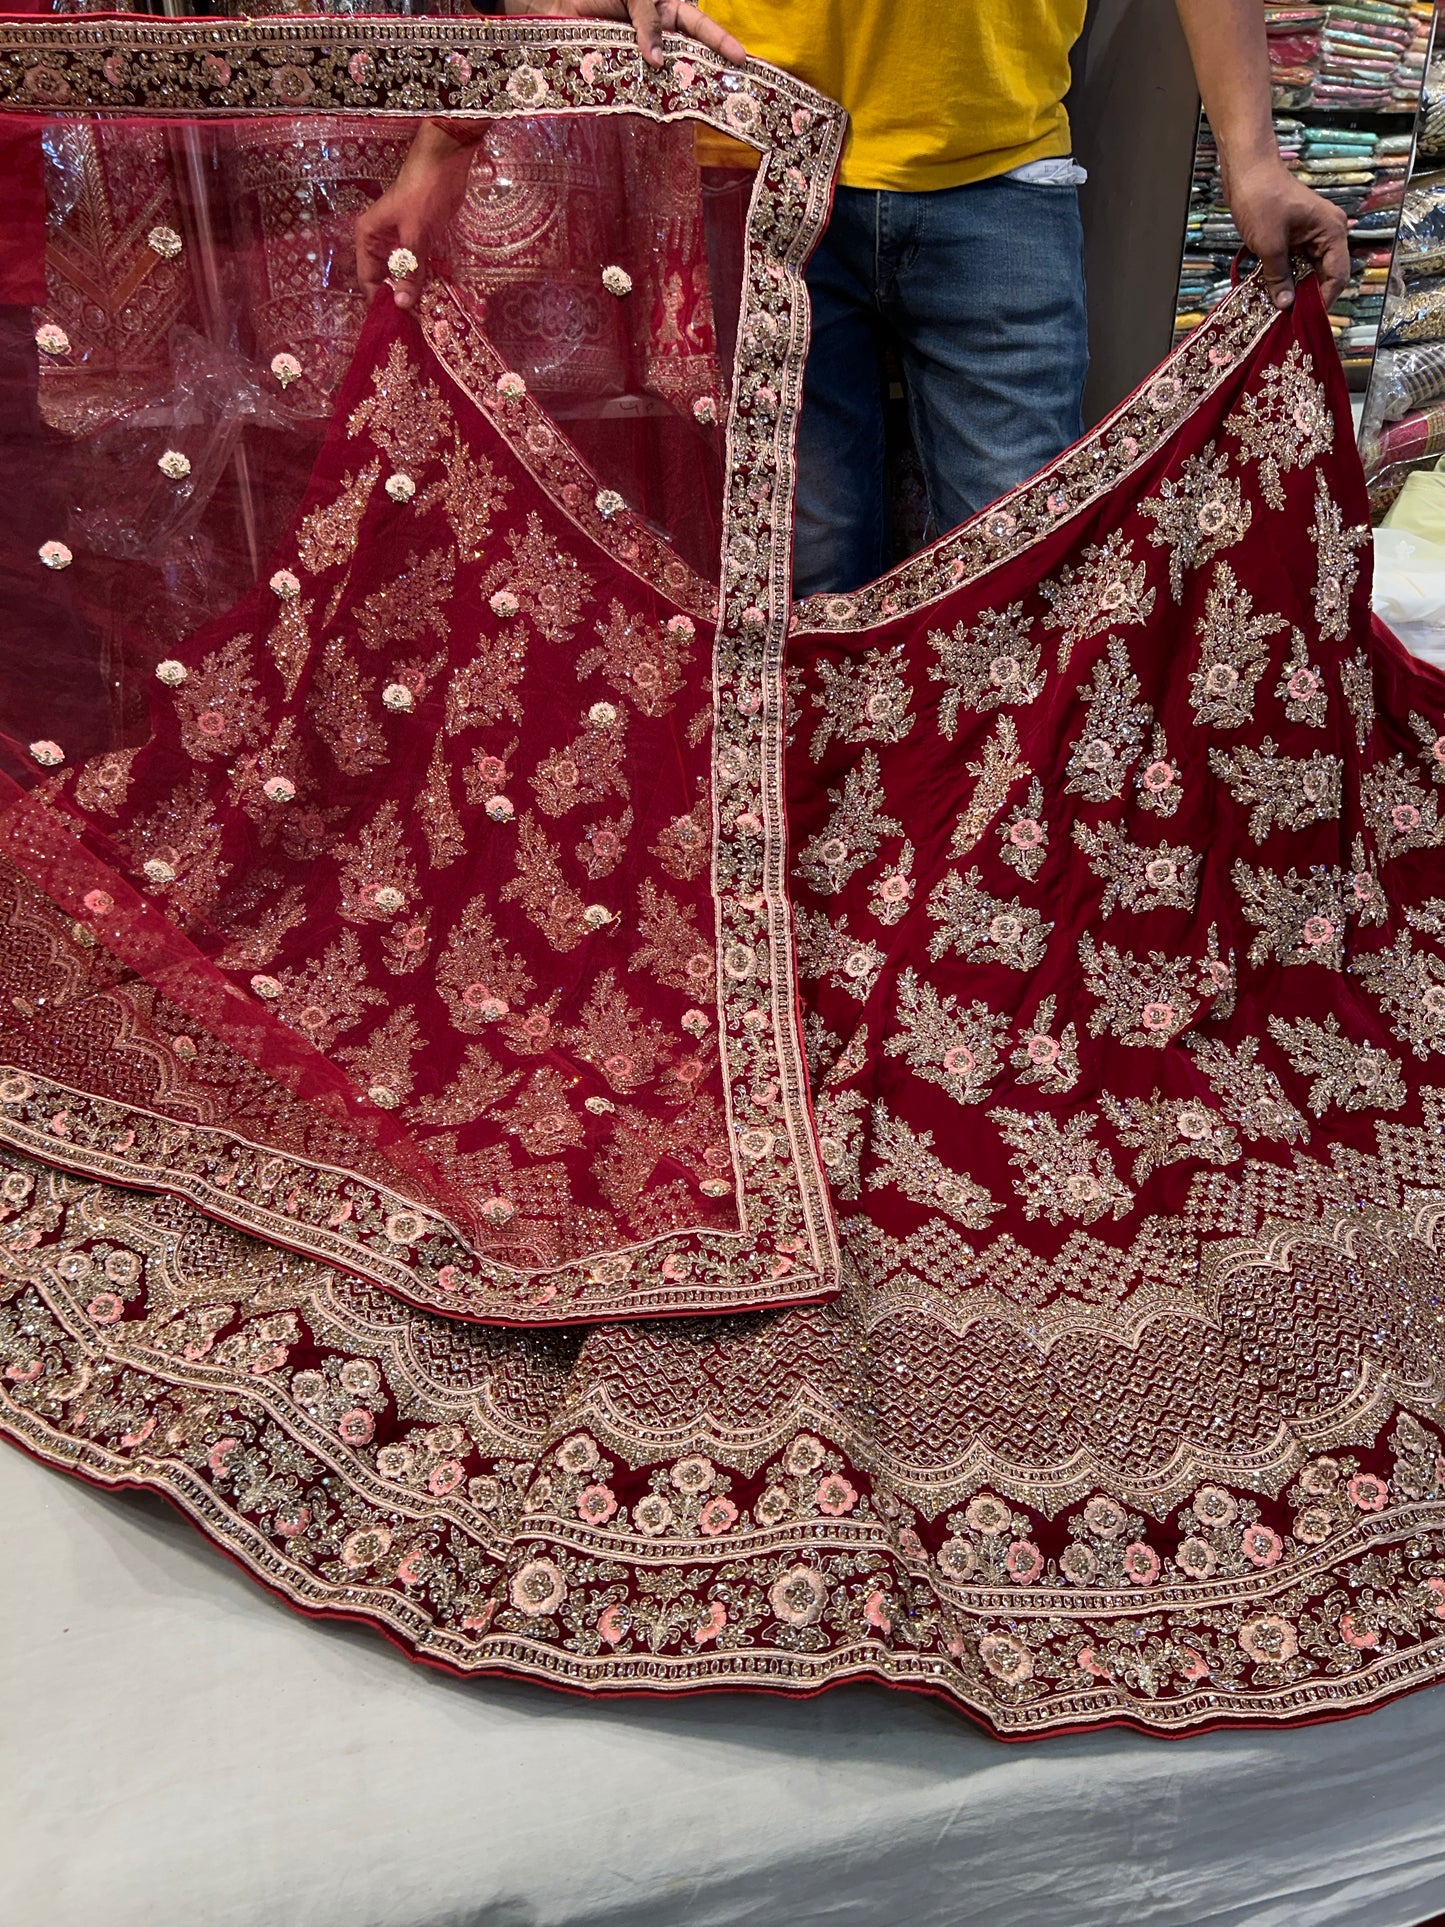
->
[[1315, 0, 1418, 110], [1265, 3, 1325, 105], [1387, 0, 1435, 108]]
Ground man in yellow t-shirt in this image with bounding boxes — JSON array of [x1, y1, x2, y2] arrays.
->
[[359, 0, 1347, 595]]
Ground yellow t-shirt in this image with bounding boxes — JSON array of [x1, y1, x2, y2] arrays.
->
[[710, 0, 1088, 193]]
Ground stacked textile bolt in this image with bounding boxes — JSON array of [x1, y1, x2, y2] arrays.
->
[[1316, 0, 1418, 109]]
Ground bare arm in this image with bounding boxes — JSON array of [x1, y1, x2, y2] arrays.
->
[[1174, 0, 1350, 310]]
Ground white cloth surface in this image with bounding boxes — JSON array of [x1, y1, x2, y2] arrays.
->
[[4, 1445, 1445, 1927], [1374, 527, 1445, 669]]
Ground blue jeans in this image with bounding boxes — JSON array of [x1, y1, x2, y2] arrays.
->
[[794, 177, 1089, 597]]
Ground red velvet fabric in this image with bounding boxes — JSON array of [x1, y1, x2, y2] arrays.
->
[[2, 34, 1445, 1736]]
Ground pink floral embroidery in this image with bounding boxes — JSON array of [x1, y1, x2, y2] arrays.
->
[[1348, 1472, 1389, 1512], [693, 1600, 726, 1645], [578, 1483, 619, 1524], [815, 1473, 857, 1516], [1241, 1524, 1284, 1569]]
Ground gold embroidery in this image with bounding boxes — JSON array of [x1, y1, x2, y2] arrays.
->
[[1072, 820, 1200, 916], [1233, 862, 1348, 970], [576, 602, 697, 718], [1208, 739, 1342, 840], [884, 967, 1010, 1105], [1099, 1089, 1239, 1186], [131, 771, 231, 913], [948, 716, 1029, 857], [1189, 1036, 1309, 1143], [297, 461, 381, 574], [997, 781, 1048, 882], [1188, 563, 1286, 731], [1410, 709, 1445, 786], [334, 801, 418, 925], [410, 1043, 518, 1126], [793, 907, 884, 1003], [310, 633, 386, 776], [989, 1108, 1133, 1225], [481, 513, 592, 647], [867, 1102, 999, 1228], [446, 615, 528, 735], [71, 747, 139, 818], [417, 737, 466, 870], [213, 882, 308, 971], [335, 1004, 424, 1106], [651, 800, 709, 883], [814, 1085, 867, 1200], [561, 969, 673, 1095], [416, 438, 511, 562], [1340, 650, 1376, 752], [1065, 639, 1151, 802], [266, 597, 312, 701], [576, 808, 633, 880], [1041, 529, 1156, 671], [1009, 997, 1080, 1093], [271, 928, 387, 1051], [1309, 469, 1370, 643], [1134, 726, 1183, 817], [1224, 342, 1333, 510], [927, 603, 1043, 735], [355, 547, 455, 656], [867, 839, 916, 925], [795, 751, 902, 895], [809, 644, 913, 759], [435, 896, 536, 1032], [530, 710, 628, 820], [347, 337, 455, 473], [504, 1066, 587, 1157], [1142, 442, 1251, 600], [1361, 756, 1442, 864], [926, 868, 1052, 970], [501, 813, 590, 952], [1275, 638, 1329, 728], [1352, 928, 1445, 1059], [173, 632, 266, 762], [1267, 1013, 1407, 1113], [628, 882, 712, 994], [1078, 931, 1229, 1047]]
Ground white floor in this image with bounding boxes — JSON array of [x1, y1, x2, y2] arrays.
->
[[4, 1443, 1445, 1927]]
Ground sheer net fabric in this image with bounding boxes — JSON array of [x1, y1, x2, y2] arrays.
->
[[1, 24, 1445, 1736]]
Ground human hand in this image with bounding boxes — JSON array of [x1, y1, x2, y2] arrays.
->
[[503, 0, 746, 68], [354, 123, 476, 310], [1223, 158, 1351, 312]]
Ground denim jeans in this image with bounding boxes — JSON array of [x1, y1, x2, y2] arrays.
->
[[794, 176, 1089, 597]]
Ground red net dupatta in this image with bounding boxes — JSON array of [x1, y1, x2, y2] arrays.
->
[[0, 31, 846, 1326]]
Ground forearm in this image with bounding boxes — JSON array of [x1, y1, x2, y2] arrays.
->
[[1174, 0, 1281, 182]]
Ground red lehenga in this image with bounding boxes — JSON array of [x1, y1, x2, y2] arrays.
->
[[2, 20, 1445, 1738]]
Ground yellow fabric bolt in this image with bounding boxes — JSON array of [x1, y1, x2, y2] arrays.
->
[[711, 0, 1088, 191]]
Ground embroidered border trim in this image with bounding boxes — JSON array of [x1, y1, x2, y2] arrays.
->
[[0, 22, 848, 1326], [3, 1160, 1444, 1738]]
